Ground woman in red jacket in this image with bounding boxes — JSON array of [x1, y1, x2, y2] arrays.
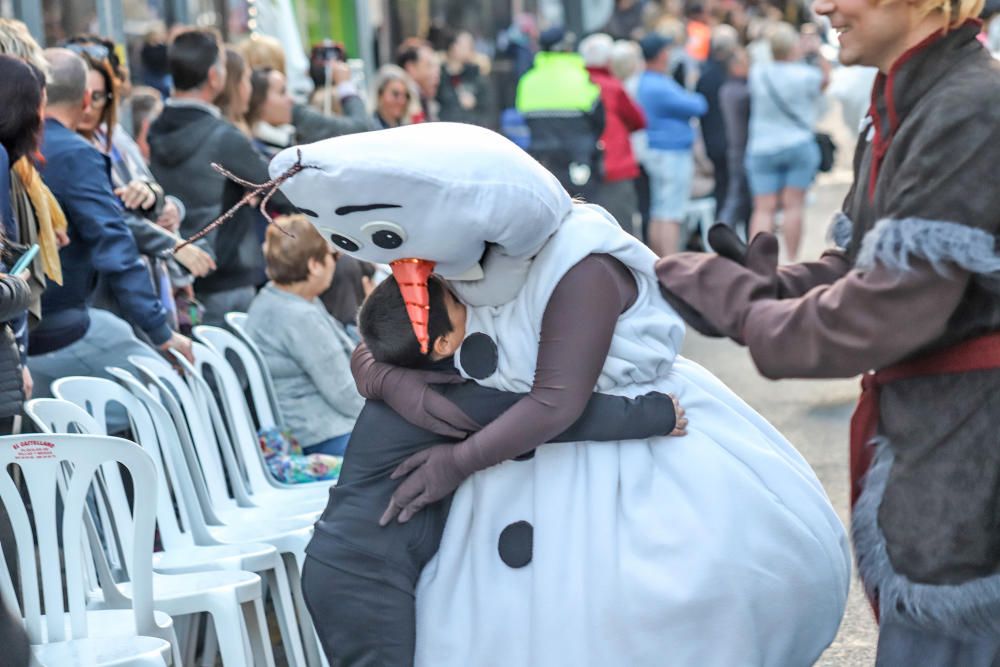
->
[[580, 33, 646, 236]]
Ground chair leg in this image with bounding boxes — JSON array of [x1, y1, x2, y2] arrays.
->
[[243, 596, 277, 667], [268, 560, 307, 667], [200, 616, 219, 667], [186, 614, 204, 667], [210, 605, 256, 666]]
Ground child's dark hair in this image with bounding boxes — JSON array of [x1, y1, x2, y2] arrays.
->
[[359, 275, 454, 367]]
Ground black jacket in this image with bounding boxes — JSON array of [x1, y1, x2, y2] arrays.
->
[[436, 63, 492, 127], [0, 274, 30, 418], [149, 103, 290, 294]]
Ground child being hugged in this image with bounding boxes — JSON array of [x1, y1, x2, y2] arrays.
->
[[301, 274, 686, 666]]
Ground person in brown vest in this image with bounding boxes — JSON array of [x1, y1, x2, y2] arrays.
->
[[656, 0, 1000, 662]]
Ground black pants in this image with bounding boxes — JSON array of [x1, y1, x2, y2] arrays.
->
[[636, 165, 651, 244], [876, 618, 1000, 667], [301, 557, 416, 667]]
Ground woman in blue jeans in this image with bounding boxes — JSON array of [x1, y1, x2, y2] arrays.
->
[[746, 22, 830, 259]]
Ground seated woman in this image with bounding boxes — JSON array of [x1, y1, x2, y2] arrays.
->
[[246, 215, 362, 456]]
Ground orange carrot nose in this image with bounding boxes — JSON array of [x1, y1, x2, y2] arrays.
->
[[390, 258, 437, 354]]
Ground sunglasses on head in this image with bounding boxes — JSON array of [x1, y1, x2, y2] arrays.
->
[[65, 42, 111, 63]]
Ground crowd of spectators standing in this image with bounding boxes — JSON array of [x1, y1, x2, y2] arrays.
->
[[509, 0, 841, 258]]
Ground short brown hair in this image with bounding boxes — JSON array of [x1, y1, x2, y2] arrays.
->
[[264, 215, 331, 284]]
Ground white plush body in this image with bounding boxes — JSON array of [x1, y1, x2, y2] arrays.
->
[[414, 205, 851, 667], [268, 124, 850, 666]]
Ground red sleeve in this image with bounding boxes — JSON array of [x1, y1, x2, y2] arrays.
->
[[619, 88, 647, 132]]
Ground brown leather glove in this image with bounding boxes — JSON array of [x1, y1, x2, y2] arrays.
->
[[655, 233, 781, 343], [351, 344, 482, 438], [380, 443, 466, 525]]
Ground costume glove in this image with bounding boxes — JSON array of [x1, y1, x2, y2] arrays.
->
[[351, 345, 481, 438], [655, 233, 781, 343], [380, 443, 467, 525]]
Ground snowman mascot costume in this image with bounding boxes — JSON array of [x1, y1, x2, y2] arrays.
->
[[268, 123, 850, 666]]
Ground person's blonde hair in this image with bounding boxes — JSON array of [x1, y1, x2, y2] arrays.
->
[[655, 17, 685, 45], [768, 22, 799, 61], [0, 18, 48, 75], [913, 0, 985, 30], [238, 35, 286, 75], [610, 39, 642, 81], [264, 215, 331, 285]]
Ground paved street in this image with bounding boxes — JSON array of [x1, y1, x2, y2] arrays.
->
[[680, 161, 879, 665]]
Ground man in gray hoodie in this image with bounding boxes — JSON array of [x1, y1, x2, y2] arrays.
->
[[148, 28, 290, 325]]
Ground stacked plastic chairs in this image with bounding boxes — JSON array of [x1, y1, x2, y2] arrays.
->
[[0, 433, 175, 666], [11, 310, 343, 666]]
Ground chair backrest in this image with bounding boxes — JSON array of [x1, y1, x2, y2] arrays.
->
[[194, 325, 277, 430], [24, 398, 105, 436], [186, 341, 285, 495], [28, 390, 135, 595], [106, 367, 218, 546], [224, 314, 285, 427], [0, 433, 157, 644], [129, 353, 257, 511], [50, 376, 198, 554], [22, 399, 109, 601]]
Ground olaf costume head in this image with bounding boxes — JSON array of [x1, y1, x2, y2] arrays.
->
[[269, 122, 573, 282]]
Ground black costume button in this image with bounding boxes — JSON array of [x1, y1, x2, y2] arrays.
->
[[459, 332, 498, 380], [498, 521, 533, 568], [514, 450, 535, 461]]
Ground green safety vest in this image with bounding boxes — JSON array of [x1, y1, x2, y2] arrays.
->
[[515, 52, 601, 113]]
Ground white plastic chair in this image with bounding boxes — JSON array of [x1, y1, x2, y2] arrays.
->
[[126, 355, 326, 667], [28, 387, 309, 667], [42, 379, 279, 667], [129, 350, 324, 525], [0, 433, 173, 666], [180, 341, 331, 503], [221, 313, 285, 430], [112, 370, 311, 666]]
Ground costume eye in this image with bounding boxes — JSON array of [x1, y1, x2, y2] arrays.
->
[[361, 221, 407, 250], [327, 232, 362, 252]]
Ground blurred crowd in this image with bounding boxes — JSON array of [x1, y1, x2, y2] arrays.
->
[[507, 1, 838, 259], [1, 0, 1000, 457]]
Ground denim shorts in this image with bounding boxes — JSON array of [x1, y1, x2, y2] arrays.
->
[[745, 140, 820, 196], [643, 148, 694, 221]]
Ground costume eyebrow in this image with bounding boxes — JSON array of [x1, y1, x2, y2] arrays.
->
[[335, 203, 403, 216]]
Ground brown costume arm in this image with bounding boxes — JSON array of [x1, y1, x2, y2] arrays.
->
[[350, 343, 481, 438], [743, 258, 969, 379], [451, 254, 637, 474], [774, 250, 852, 298]]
